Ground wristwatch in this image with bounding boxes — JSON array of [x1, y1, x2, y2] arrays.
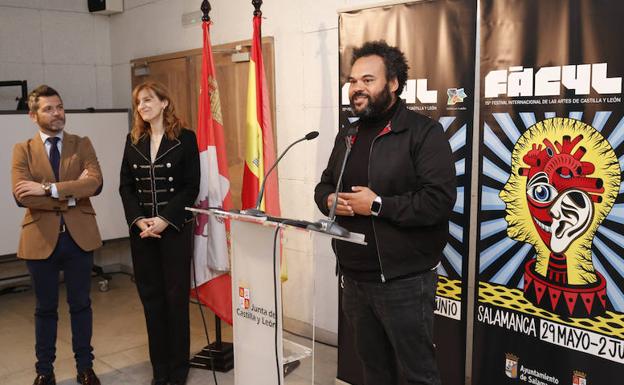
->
[[371, 196, 382, 216], [42, 182, 52, 196]]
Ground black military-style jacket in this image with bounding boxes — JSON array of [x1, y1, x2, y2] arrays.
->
[[119, 129, 200, 231]]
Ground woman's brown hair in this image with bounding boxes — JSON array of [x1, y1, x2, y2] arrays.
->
[[130, 81, 184, 144]]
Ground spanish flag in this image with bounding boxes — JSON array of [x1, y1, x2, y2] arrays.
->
[[191, 19, 233, 325], [242, 14, 281, 216]]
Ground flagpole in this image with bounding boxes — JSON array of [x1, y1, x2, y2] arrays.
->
[[189, 0, 234, 372], [252, 0, 263, 16], [246, 0, 301, 378], [200, 0, 225, 355], [201, 0, 211, 21]]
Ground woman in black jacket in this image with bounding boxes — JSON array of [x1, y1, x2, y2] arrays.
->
[[119, 81, 200, 385]]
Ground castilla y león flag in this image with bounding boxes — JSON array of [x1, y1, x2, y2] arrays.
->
[[241, 14, 281, 216], [192, 20, 233, 325]]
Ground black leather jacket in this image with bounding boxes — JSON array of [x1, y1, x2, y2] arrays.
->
[[119, 129, 200, 231], [314, 101, 456, 280]]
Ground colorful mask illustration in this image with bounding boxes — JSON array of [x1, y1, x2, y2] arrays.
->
[[500, 118, 621, 317]]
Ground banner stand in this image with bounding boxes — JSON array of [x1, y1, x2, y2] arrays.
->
[[337, 2, 477, 383]]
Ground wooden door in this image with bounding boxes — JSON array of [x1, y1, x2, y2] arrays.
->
[[131, 38, 276, 210], [131, 56, 193, 128]]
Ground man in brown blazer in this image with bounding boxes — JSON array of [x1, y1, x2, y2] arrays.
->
[[12, 85, 103, 385]]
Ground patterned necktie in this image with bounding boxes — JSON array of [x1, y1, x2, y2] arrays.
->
[[47, 137, 60, 181]]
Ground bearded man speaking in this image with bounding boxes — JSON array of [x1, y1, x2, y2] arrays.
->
[[315, 41, 456, 385]]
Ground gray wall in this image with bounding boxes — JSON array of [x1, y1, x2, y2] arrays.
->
[[0, 0, 112, 110], [1, 0, 390, 339]]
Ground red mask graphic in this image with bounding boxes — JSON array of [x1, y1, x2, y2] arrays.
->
[[518, 135, 604, 252]]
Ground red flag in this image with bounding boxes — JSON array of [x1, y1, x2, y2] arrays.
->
[[241, 15, 281, 216], [191, 20, 233, 325]]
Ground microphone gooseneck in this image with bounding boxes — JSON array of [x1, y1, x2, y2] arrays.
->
[[243, 131, 319, 217], [307, 126, 356, 237], [327, 134, 353, 221]]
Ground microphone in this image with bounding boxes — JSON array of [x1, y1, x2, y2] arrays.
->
[[304, 131, 320, 140], [242, 131, 319, 217], [307, 125, 357, 237]]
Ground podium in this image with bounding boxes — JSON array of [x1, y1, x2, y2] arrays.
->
[[188, 208, 364, 385]]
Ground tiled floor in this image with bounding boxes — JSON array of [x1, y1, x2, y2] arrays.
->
[[0, 274, 337, 385]]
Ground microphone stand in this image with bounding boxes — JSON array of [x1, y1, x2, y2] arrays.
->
[[307, 131, 354, 238], [243, 132, 319, 217]]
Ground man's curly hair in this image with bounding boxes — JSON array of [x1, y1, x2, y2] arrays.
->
[[351, 40, 409, 96], [28, 85, 62, 113]]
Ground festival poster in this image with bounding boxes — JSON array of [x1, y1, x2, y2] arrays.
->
[[338, 1, 476, 384], [474, 1, 624, 384]]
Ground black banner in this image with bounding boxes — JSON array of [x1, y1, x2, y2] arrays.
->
[[338, 1, 476, 384], [474, 1, 624, 384]]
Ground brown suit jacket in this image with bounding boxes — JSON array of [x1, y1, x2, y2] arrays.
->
[[11, 131, 103, 260]]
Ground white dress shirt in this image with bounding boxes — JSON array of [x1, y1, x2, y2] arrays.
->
[[38, 131, 76, 206]]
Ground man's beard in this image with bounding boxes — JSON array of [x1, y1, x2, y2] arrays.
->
[[38, 116, 65, 132], [350, 84, 393, 119]]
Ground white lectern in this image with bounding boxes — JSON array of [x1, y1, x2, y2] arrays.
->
[[188, 208, 364, 385]]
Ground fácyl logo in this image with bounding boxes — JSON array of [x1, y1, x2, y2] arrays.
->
[[484, 63, 621, 98]]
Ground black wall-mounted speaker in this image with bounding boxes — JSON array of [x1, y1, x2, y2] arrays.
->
[[88, 0, 106, 13], [87, 0, 122, 14]]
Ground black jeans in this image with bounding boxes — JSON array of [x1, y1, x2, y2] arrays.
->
[[130, 224, 192, 382], [26, 232, 94, 375], [342, 270, 440, 385]]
